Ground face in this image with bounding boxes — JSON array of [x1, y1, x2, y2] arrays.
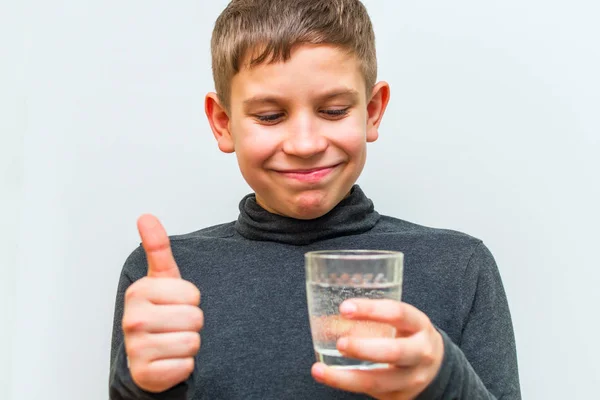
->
[[206, 44, 390, 220]]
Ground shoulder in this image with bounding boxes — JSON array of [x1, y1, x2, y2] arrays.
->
[[121, 221, 237, 279], [170, 221, 237, 243], [375, 214, 483, 249], [370, 216, 503, 337], [371, 214, 498, 276]]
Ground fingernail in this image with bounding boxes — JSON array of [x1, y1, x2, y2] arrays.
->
[[313, 363, 326, 380], [337, 337, 348, 351], [340, 301, 357, 316]]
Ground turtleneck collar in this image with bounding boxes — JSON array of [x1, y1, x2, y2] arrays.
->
[[234, 185, 380, 245]]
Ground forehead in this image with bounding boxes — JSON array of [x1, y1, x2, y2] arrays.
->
[[230, 44, 366, 104]]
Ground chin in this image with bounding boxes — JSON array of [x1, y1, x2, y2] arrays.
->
[[288, 191, 338, 220]]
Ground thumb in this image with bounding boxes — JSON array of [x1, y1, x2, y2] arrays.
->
[[137, 214, 181, 279]]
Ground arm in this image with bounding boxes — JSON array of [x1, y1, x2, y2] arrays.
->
[[108, 249, 194, 400], [310, 242, 521, 400], [417, 242, 521, 399]]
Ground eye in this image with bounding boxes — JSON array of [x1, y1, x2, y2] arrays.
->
[[255, 113, 284, 124], [320, 107, 350, 119]]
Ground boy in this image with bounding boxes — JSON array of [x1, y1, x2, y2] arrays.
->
[[109, 0, 521, 399]]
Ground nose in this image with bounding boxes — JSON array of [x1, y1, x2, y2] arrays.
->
[[281, 114, 328, 158]]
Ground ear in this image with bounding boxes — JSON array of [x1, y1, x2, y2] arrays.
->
[[205, 92, 235, 153], [366, 81, 391, 143]]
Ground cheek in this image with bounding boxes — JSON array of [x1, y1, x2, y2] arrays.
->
[[232, 122, 278, 165], [329, 117, 368, 155]]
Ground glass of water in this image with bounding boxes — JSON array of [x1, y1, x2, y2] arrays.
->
[[305, 250, 404, 370]]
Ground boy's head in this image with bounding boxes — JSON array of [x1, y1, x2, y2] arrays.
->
[[205, 0, 390, 220]]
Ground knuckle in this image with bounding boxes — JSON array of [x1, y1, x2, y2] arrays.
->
[[182, 357, 195, 375], [420, 334, 436, 364], [126, 339, 143, 359], [412, 372, 429, 388], [190, 286, 201, 305], [125, 286, 139, 302], [421, 343, 435, 364], [423, 315, 433, 329], [391, 340, 404, 360], [180, 281, 201, 305], [130, 364, 150, 386], [187, 332, 201, 353], [123, 313, 146, 333], [125, 278, 149, 302], [192, 309, 204, 330]]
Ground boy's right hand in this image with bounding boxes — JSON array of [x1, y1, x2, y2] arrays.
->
[[122, 214, 203, 393]]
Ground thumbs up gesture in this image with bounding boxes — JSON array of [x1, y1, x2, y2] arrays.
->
[[122, 214, 203, 393]]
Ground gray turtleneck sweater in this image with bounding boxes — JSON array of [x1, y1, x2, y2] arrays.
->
[[109, 186, 521, 399]]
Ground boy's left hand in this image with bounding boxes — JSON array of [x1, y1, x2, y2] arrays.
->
[[311, 299, 444, 400]]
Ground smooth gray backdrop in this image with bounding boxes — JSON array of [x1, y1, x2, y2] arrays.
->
[[2, 1, 599, 399]]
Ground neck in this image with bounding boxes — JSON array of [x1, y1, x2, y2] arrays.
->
[[235, 185, 380, 245]]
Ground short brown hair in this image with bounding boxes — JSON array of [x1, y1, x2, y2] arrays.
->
[[211, 0, 377, 110]]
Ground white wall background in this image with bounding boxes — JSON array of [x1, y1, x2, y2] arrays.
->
[[1, 1, 24, 400], [4, 0, 599, 399]]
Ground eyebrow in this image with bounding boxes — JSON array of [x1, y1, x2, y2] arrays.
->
[[318, 88, 360, 101], [242, 88, 360, 108]]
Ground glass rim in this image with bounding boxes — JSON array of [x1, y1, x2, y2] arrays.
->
[[305, 250, 404, 260]]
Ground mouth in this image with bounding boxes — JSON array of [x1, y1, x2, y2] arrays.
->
[[275, 164, 341, 183]]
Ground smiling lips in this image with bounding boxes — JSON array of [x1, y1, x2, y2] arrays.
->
[[276, 164, 340, 183]]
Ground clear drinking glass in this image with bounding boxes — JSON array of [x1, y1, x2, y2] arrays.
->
[[305, 250, 404, 370]]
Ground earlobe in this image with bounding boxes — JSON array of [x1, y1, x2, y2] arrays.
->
[[366, 81, 391, 143], [205, 92, 235, 153]]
